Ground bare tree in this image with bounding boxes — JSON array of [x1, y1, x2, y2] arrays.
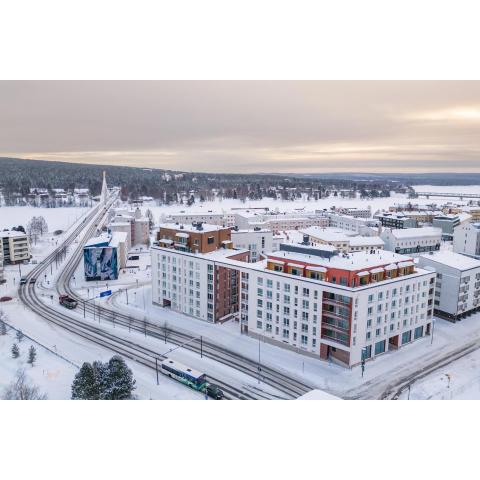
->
[[2, 369, 48, 400]]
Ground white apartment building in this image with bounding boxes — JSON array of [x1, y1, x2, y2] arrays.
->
[[453, 222, 480, 258], [234, 211, 329, 232], [381, 227, 442, 256], [0, 231, 31, 264], [236, 243, 435, 366], [108, 207, 149, 248], [300, 226, 384, 253], [328, 214, 380, 236], [167, 211, 235, 227], [231, 228, 273, 262], [418, 251, 480, 321]]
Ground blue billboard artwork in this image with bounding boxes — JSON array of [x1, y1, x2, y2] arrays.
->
[[83, 246, 119, 281]]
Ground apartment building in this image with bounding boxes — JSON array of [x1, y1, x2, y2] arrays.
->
[[234, 211, 329, 231], [374, 213, 418, 229], [0, 231, 31, 264], [418, 251, 480, 321], [231, 228, 273, 262], [152, 223, 249, 322], [108, 207, 149, 248], [453, 222, 480, 258], [328, 214, 380, 235], [0, 251, 4, 284], [381, 227, 442, 256], [237, 242, 435, 366], [300, 226, 384, 253], [167, 211, 235, 227], [331, 207, 371, 219]]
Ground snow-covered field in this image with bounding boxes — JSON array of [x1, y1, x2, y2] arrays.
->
[[0, 206, 89, 232]]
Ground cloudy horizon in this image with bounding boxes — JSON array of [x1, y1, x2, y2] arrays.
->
[[1, 81, 480, 174]]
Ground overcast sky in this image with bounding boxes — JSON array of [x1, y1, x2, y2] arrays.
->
[[1, 81, 480, 173]]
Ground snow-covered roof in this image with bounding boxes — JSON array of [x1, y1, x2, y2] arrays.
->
[[419, 251, 480, 271], [0, 230, 28, 238], [387, 227, 442, 239], [266, 248, 412, 272], [159, 223, 228, 234]]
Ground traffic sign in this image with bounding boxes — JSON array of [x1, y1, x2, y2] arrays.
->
[[100, 290, 112, 298]]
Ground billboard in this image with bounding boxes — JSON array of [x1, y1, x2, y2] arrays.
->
[[83, 246, 118, 281]]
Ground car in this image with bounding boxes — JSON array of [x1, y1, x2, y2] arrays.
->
[[30, 277, 36, 284], [19, 278, 27, 285], [206, 383, 224, 400]]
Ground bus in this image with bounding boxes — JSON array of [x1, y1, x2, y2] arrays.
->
[[159, 358, 208, 391]]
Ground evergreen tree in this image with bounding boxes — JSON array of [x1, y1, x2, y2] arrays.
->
[[27, 345, 37, 366], [0, 320, 7, 336], [71, 362, 103, 400], [16, 330, 24, 342], [102, 356, 136, 400], [11, 343, 19, 358]]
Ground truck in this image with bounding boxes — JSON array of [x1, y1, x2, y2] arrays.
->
[[59, 294, 78, 309]]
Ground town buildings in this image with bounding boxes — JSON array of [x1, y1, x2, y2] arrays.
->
[[453, 222, 480, 258], [234, 211, 329, 231], [374, 212, 418, 229], [418, 251, 480, 321], [300, 226, 384, 253], [328, 214, 380, 235], [433, 213, 471, 240], [108, 207, 149, 249], [0, 231, 31, 264], [381, 227, 442, 256]]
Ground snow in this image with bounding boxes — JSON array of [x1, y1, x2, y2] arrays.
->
[[0, 206, 89, 232], [388, 227, 442, 239], [419, 251, 480, 271]]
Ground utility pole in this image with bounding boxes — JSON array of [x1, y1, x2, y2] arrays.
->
[[258, 336, 261, 384], [430, 319, 435, 345], [155, 358, 159, 385], [200, 336, 203, 358]]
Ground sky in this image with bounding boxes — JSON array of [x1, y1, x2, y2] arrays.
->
[[1, 81, 480, 174]]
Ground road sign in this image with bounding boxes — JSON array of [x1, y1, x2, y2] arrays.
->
[[100, 290, 112, 298]]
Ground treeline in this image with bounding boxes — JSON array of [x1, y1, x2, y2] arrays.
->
[[0, 157, 401, 203]]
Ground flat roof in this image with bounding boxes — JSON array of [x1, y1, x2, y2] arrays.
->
[[419, 251, 480, 271], [266, 247, 411, 271], [387, 227, 442, 239], [1, 230, 28, 238], [159, 222, 228, 234]]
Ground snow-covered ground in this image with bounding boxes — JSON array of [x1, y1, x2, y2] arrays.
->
[[0, 205, 89, 232]]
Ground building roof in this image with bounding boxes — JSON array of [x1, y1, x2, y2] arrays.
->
[[266, 246, 412, 272], [84, 233, 111, 248], [159, 222, 229, 234], [419, 251, 480, 271], [1, 230, 28, 238], [387, 227, 442, 239], [300, 226, 384, 247]]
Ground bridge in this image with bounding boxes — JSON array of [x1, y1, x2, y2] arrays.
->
[[415, 191, 480, 200]]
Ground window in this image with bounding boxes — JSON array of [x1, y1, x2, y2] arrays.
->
[[374, 340, 386, 355], [402, 330, 411, 344], [207, 236, 214, 244]]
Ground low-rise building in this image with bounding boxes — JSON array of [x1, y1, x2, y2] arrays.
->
[[108, 207, 149, 248], [152, 223, 249, 322], [381, 227, 442, 256], [433, 213, 471, 241], [234, 211, 329, 231], [300, 226, 384, 253], [167, 211, 233, 227], [418, 251, 480, 321], [328, 214, 380, 235], [83, 232, 127, 281], [0, 231, 31, 264], [374, 213, 418, 229], [453, 222, 480, 258], [237, 242, 435, 366]]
